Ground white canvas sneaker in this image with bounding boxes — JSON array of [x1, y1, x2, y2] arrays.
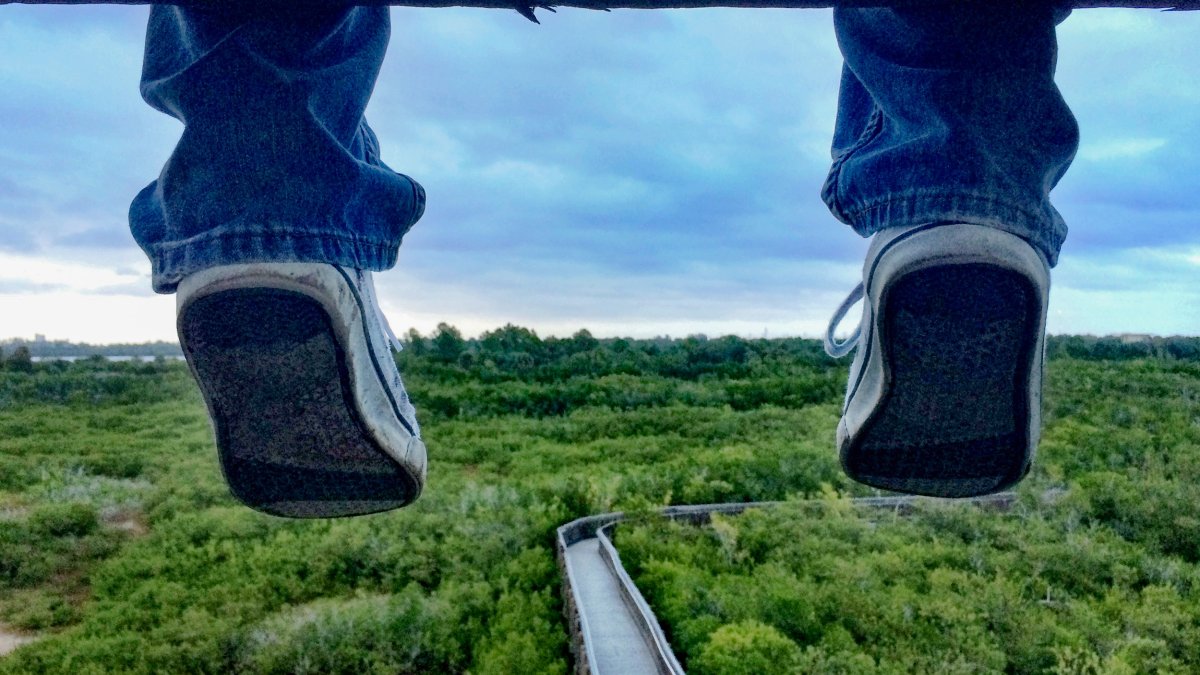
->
[[176, 262, 427, 518], [824, 223, 1049, 498]]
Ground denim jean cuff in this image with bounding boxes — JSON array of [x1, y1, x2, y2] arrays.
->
[[147, 228, 402, 293], [840, 191, 1066, 267]]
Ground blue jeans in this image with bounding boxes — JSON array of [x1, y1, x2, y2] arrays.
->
[[131, 5, 1078, 291], [130, 6, 424, 293], [824, 3, 1078, 266]]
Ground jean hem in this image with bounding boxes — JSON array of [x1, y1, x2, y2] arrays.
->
[[822, 106, 885, 224], [147, 229, 402, 294], [839, 191, 1065, 267]]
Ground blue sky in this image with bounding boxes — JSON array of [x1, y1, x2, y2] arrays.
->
[[0, 4, 1197, 343]]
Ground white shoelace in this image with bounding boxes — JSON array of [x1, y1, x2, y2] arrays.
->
[[823, 282, 864, 359]]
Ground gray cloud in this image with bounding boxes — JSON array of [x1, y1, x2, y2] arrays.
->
[[55, 226, 138, 249], [1, 3, 148, 34], [0, 280, 67, 294], [0, 215, 39, 252], [373, 8, 849, 290], [85, 281, 156, 297], [1051, 9, 1200, 257], [2, 5, 1199, 338], [0, 6, 178, 259]]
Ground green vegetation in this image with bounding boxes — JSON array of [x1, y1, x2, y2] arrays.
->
[[0, 327, 848, 674], [0, 328, 1196, 673], [617, 355, 1200, 674]]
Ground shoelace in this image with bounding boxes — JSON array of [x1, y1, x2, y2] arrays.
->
[[823, 282, 864, 358]]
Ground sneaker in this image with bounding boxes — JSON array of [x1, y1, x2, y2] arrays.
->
[[176, 262, 427, 518], [823, 223, 1049, 498]]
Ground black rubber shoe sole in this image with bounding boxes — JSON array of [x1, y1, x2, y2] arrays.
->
[[843, 264, 1039, 498], [179, 288, 419, 518]]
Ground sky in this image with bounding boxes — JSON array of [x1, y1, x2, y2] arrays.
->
[[0, 4, 1198, 344]]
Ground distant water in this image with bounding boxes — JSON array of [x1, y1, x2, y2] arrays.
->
[[30, 355, 185, 363]]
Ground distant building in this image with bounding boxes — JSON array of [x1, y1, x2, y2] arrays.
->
[[34, 334, 46, 344]]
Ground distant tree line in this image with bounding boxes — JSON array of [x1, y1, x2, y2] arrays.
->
[[0, 329, 1195, 376], [1044, 334, 1200, 361], [0, 338, 183, 359], [398, 325, 1199, 382], [398, 323, 837, 384]]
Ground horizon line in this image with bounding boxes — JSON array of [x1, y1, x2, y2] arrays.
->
[[2, 329, 1197, 347]]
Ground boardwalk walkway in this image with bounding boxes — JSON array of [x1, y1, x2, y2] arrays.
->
[[563, 538, 663, 675]]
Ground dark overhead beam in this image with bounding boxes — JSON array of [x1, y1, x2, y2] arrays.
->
[[2, 0, 1199, 9]]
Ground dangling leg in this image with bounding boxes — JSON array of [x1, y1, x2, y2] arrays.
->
[[821, 3, 1079, 497], [132, 6, 427, 517]]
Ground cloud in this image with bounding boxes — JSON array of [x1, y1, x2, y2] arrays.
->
[[2, 5, 1199, 340], [0, 280, 66, 294], [0, 291, 176, 343], [84, 281, 156, 297], [55, 226, 138, 250], [1051, 9, 1200, 257], [1047, 242, 1200, 335], [0, 6, 179, 259], [1077, 137, 1167, 162], [0, 217, 39, 253], [373, 7, 849, 293], [377, 251, 863, 339], [0, 3, 148, 34], [0, 251, 145, 294]]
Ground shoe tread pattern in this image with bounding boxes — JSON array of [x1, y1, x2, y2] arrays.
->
[[844, 264, 1037, 498], [179, 288, 417, 518]]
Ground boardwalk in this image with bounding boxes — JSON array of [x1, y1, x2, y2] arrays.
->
[[562, 537, 663, 675]]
